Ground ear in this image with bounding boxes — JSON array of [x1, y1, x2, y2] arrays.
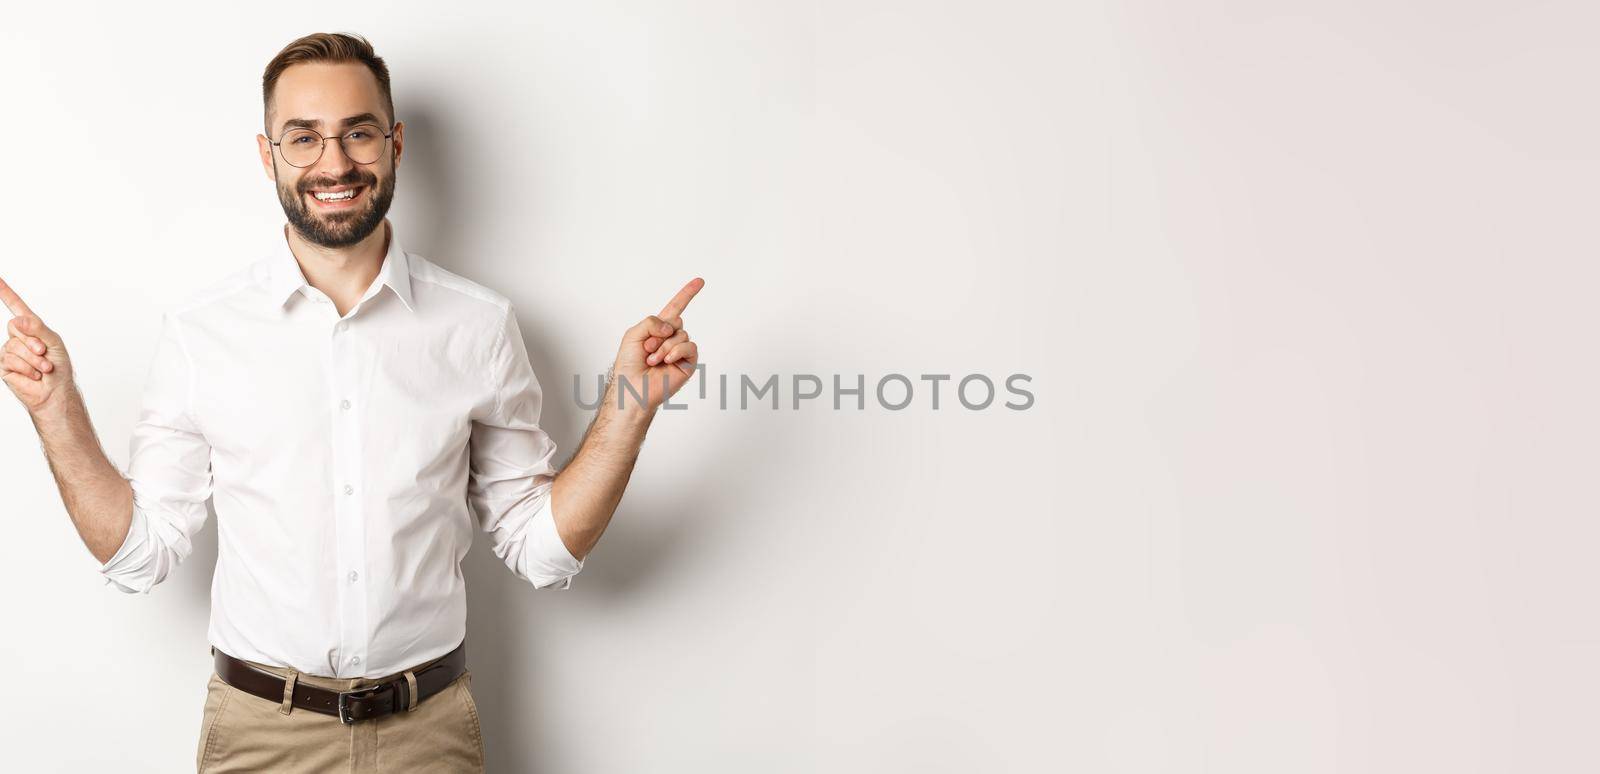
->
[[256, 134, 276, 182], [390, 120, 404, 170]]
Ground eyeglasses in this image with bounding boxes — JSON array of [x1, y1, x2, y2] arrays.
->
[[268, 123, 395, 168]]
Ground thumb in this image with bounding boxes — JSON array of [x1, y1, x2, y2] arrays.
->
[[10, 315, 57, 345], [624, 315, 677, 345]]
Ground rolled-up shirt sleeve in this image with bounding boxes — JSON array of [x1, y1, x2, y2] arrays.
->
[[467, 304, 584, 590], [99, 311, 213, 594]]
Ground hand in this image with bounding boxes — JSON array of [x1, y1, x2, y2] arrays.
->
[[611, 277, 704, 413], [0, 275, 75, 415]]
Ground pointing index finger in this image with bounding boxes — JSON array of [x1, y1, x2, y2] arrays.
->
[[0, 275, 35, 319], [657, 277, 705, 320]]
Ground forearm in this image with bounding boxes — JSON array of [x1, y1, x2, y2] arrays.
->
[[549, 380, 656, 561], [29, 385, 134, 565], [546, 277, 703, 562]]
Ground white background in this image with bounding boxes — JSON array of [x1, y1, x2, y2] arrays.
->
[[0, 1, 1590, 771]]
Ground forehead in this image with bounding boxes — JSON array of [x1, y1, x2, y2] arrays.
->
[[269, 62, 387, 132]]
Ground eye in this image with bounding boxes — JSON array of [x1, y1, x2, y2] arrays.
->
[[347, 130, 370, 140], [288, 134, 315, 145]]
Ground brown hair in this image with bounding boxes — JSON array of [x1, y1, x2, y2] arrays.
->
[[262, 32, 394, 134]]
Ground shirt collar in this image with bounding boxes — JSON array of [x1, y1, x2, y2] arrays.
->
[[267, 219, 415, 314]]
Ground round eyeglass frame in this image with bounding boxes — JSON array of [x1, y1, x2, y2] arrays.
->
[[268, 122, 396, 168]]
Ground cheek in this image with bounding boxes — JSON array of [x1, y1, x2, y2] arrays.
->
[[278, 178, 310, 207]]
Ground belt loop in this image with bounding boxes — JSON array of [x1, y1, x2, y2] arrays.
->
[[279, 670, 298, 716], [403, 670, 419, 711]]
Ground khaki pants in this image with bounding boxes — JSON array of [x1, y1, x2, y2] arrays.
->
[[196, 650, 485, 773]]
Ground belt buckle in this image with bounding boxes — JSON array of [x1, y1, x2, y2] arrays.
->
[[336, 686, 381, 725]]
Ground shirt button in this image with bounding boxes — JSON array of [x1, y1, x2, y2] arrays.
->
[[340, 399, 351, 410], [348, 570, 359, 583], [344, 484, 354, 495], [350, 656, 361, 666]]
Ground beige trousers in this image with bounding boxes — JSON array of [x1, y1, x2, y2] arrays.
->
[[196, 650, 485, 773]]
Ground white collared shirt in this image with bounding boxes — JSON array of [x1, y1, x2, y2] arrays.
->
[[98, 219, 582, 678]]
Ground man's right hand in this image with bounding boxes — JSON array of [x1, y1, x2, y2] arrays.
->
[[1, 275, 75, 416]]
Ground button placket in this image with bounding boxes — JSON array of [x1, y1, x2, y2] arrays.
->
[[330, 315, 369, 676]]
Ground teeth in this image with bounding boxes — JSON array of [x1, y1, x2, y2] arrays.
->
[[313, 189, 357, 201]]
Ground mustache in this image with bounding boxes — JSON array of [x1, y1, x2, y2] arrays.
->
[[297, 170, 376, 193]]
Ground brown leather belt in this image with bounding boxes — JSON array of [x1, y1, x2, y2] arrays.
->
[[212, 639, 467, 725]]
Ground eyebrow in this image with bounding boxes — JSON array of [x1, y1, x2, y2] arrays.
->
[[280, 113, 384, 132]]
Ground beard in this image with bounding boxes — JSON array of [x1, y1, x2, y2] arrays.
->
[[276, 163, 396, 249]]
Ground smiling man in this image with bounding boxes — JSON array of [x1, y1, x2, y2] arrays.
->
[[0, 32, 701, 772]]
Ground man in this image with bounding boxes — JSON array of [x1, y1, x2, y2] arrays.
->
[[0, 32, 701, 772]]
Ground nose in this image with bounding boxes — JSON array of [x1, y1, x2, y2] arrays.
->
[[310, 135, 356, 179]]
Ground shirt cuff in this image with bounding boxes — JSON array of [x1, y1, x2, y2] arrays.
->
[[522, 493, 584, 590], [99, 505, 152, 595]]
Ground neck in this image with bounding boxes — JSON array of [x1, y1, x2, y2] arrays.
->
[[284, 220, 390, 309]]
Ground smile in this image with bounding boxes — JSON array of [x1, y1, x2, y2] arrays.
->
[[306, 185, 366, 208]]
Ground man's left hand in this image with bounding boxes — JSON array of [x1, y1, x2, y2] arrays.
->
[[610, 277, 704, 413]]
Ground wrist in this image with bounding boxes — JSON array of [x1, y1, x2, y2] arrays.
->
[[599, 380, 657, 427], [594, 373, 652, 430], [30, 383, 82, 424]]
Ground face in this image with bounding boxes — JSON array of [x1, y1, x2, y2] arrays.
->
[[257, 62, 404, 249]]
